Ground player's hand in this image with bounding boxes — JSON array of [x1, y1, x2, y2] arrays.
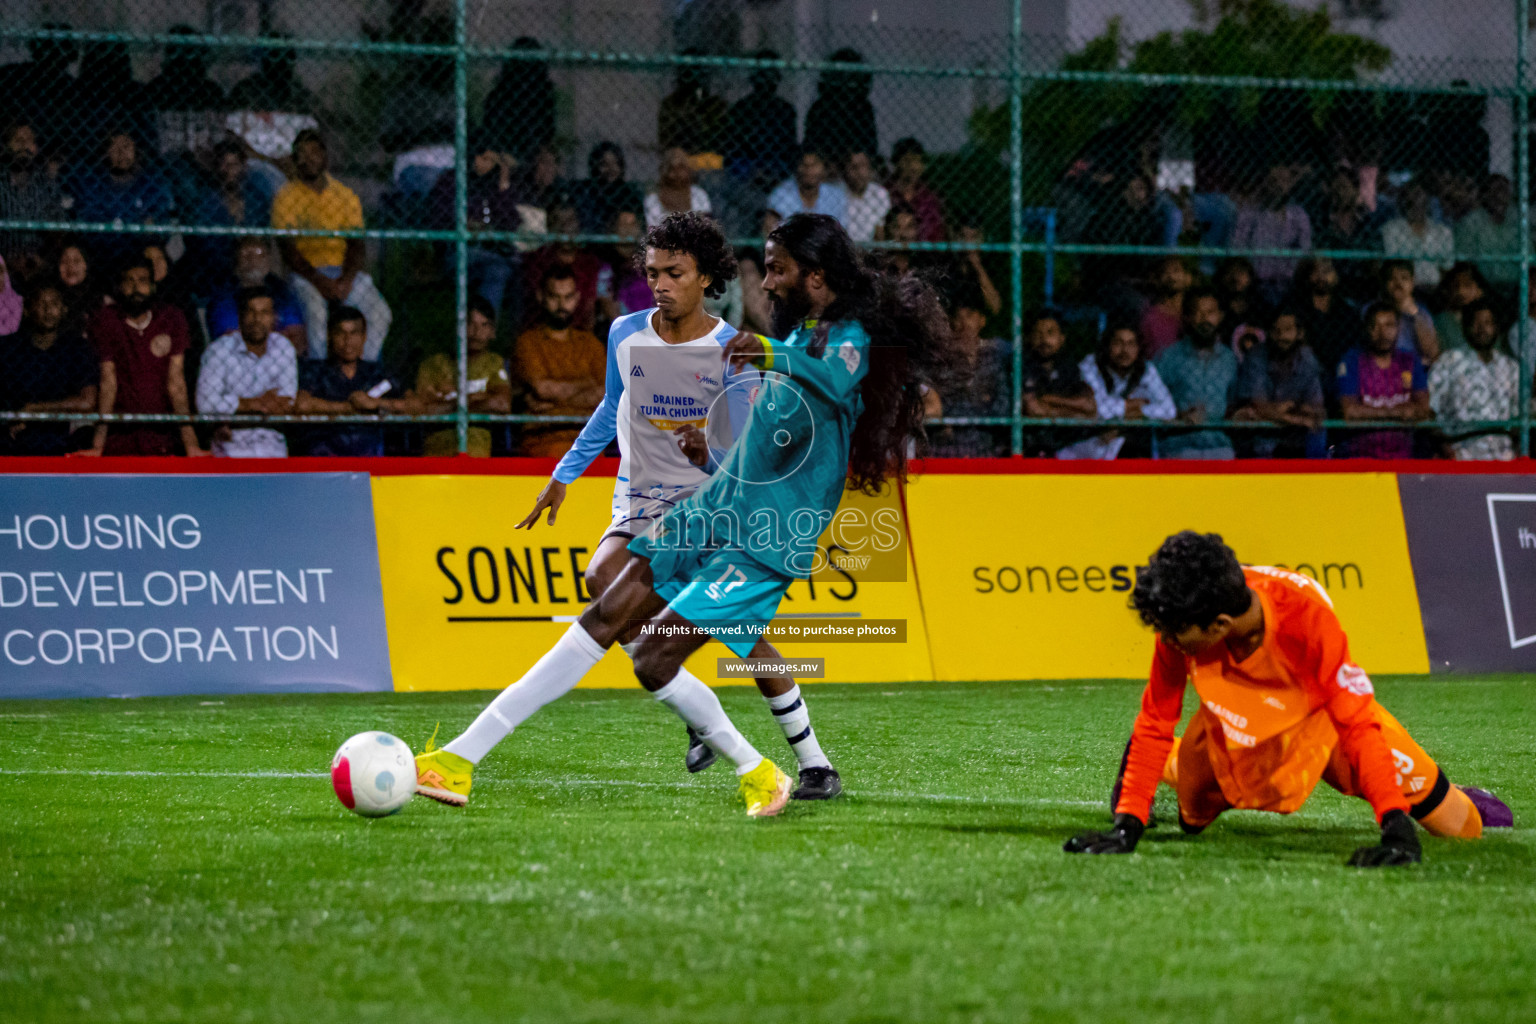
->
[[721, 331, 765, 373], [1063, 813, 1145, 855], [674, 423, 708, 467], [1346, 809, 1422, 867], [516, 478, 566, 529]]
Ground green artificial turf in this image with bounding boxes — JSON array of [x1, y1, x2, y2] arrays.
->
[[1, 676, 1532, 1024]]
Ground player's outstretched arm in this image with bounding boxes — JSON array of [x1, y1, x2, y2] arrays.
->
[[1347, 809, 1422, 868], [1063, 814, 1146, 855]]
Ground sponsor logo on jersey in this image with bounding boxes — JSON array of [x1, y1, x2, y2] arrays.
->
[[694, 371, 720, 386], [1336, 662, 1373, 696], [631, 366, 645, 377]]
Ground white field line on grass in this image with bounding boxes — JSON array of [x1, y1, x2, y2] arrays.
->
[[0, 767, 1103, 809]]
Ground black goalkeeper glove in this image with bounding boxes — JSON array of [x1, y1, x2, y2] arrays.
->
[[1346, 809, 1422, 868], [1063, 813, 1145, 855]]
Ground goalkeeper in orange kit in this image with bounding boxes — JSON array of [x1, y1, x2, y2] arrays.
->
[[1066, 531, 1512, 867]]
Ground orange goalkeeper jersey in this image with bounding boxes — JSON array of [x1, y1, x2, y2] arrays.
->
[[1115, 566, 1410, 825]]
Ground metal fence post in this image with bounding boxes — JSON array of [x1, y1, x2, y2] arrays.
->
[[454, 0, 471, 455], [1520, 0, 1532, 457], [1009, 0, 1025, 457]]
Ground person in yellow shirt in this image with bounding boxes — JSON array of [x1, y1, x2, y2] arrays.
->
[[272, 129, 393, 360], [415, 296, 512, 456]]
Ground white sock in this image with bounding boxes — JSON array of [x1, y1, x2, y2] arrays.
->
[[653, 668, 763, 775], [442, 623, 607, 764], [765, 685, 831, 771]]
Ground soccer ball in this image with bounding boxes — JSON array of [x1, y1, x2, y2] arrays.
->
[[331, 731, 416, 817]]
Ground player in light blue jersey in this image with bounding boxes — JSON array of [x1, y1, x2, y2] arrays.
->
[[416, 214, 958, 818], [514, 213, 839, 798]]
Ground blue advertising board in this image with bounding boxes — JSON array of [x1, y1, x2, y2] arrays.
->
[[0, 473, 392, 698]]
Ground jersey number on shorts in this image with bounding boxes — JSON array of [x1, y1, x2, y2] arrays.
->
[[707, 564, 749, 601]]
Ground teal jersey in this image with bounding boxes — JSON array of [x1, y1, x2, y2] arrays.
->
[[645, 318, 871, 581]]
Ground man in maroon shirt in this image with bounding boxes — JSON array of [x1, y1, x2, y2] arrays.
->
[[85, 256, 204, 456], [521, 201, 602, 332]]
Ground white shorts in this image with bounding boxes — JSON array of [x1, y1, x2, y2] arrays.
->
[[606, 492, 686, 540]]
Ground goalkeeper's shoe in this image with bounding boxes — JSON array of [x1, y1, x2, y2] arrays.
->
[[739, 758, 792, 818], [415, 728, 473, 807]]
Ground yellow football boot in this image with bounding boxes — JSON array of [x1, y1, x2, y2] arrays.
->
[[415, 727, 473, 807], [738, 757, 792, 818]]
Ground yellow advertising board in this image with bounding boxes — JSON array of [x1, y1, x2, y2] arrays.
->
[[371, 475, 930, 691], [905, 472, 1429, 680]]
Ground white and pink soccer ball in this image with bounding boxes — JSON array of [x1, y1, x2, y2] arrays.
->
[[331, 731, 415, 817]]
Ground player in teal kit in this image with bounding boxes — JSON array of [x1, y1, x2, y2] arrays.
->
[[415, 213, 958, 817]]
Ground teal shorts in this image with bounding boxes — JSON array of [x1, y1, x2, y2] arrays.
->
[[627, 531, 792, 658]]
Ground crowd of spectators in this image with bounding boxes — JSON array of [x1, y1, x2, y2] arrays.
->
[[0, 29, 1532, 461]]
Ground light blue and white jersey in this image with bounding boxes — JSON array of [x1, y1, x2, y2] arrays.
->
[[552, 308, 758, 536]]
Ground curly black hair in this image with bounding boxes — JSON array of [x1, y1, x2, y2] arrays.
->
[[633, 211, 738, 299], [1131, 531, 1252, 635]]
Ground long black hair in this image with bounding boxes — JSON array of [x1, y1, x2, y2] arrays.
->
[[1093, 319, 1147, 396], [766, 213, 962, 494]]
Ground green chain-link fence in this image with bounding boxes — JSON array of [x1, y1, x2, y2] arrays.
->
[[0, 0, 1532, 460]]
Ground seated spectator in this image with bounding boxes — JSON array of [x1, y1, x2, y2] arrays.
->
[[71, 131, 174, 268], [522, 201, 603, 331], [86, 255, 202, 456], [1018, 307, 1096, 457], [1232, 307, 1326, 458], [1335, 301, 1432, 459], [736, 208, 780, 336], [1428, 298, 1521, 461], [272, 129, 393, 360], [1154, 286, 1239, 459], [1453, 174, 1521, 291], [925, 287, 1011, 458], [1081, 173, 1163, 317], [206, 236, 307, 355], [882, 204, 923, 276], [416, 296, 512, 457], [1379, 259, 1440, 362], [141, 242, 205, 350], [520, 146, 566, 213], [480, 39, 554, 162], [840, 150, 890, 243], [295, 306, 420, 456], [190, 139, 275, 287], [1310, 166, 1381, 303], [1433, 262, 1491, 353], [723, 50, 797, 192], [1214, 257, 1271, 347], [573, 141, 643, 234], [1380, 181, 1453, 290], [228, 44, 315, 114], [645, 147, 712, 228], [54, 241, 106, 339], [75, 41, 157, 161], [1291, 257, 1359, 386], [0, 121, 71, 280], [657, 53, 728, 159], [0, 281, 98, 454], [428, 135, 524, 321], [1139, 256, 1192, 360], [803, 49, 877, 170], [0, 255, 19, 337], [514, 267, 606, 457], [1061, 320, 1177, 460], [1231, 164, 1312, 304], [950, 217, 1003, 318], [595, 208, 655, 337], [886, 138, 946, 242], [767, 147, 848, 223], [195, 285, 297, 458]]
